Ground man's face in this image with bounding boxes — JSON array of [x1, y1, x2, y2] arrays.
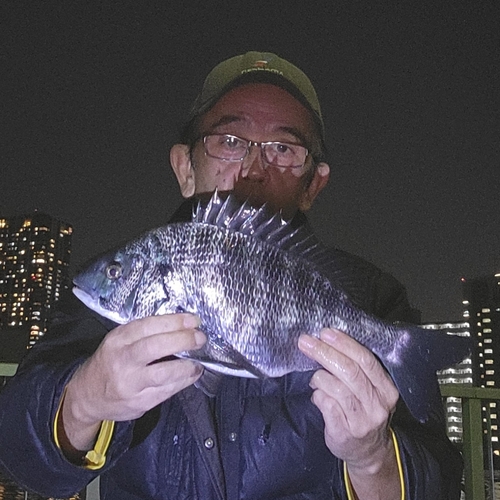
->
[[171, 83, 329, 218]]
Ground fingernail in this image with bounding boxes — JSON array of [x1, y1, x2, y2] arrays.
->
[[320, 328, 337, 343], [194, 330, 207, 347], [183, 314, 201, 329], [298, 334, 315, 350]]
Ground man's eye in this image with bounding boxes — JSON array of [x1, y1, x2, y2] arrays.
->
[[275, 143, 291, 154], [222, 136, 242, 148]]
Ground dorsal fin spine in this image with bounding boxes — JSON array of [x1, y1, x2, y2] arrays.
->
[[193, 192, 326, 263]]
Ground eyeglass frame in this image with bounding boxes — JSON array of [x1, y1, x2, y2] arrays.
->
[[201, 133, 311, 170]]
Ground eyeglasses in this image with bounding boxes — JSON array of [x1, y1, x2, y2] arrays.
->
[[202, 134, 309, 169]]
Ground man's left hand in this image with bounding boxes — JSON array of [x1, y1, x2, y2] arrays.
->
[[298, 328, 401, 498]]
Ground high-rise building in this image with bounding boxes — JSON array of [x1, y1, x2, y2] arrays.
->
[[421, 321, 472, 444], [462, 273, 500, 466], [0, 212, 78, 499], [0, 213, 72, 349]]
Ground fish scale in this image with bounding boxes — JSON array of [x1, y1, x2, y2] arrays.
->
[[73, 192, 470, 422], [163, 223, 326, 374]]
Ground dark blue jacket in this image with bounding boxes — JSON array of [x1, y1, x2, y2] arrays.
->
[[0, 207, 462, 499]]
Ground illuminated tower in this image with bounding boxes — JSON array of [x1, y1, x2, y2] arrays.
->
[[0, 213, 73, 347], [462, 273, 500, 466], [421, 321, 472, 444]]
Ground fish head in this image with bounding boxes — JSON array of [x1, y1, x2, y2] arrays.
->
[[73, 244, 148, 324]]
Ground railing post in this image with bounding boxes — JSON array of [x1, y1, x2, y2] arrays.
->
[[0, 363, 18, 377], [462, 396, 485, 500], [440, 385, 500, 500]]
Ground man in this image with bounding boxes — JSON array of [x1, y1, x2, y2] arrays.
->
[[0, 52, 461, 499]]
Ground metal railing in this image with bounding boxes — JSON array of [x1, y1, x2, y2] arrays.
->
[[441, 384, 500, 500]]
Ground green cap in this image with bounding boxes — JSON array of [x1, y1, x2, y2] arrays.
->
[[190, 51, 324, 138]]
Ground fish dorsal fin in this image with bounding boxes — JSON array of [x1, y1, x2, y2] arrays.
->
[[193, 191, 327, 264], [193, 190, 271, 234]]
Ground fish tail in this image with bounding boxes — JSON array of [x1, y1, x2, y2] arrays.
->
[[381, 325, 471, 423]]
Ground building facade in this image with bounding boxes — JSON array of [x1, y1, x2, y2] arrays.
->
[[421, 321, 472, 444], [0, 212, 76, 499], [462, 273, 500, 466], [0, 213, 73, 349]]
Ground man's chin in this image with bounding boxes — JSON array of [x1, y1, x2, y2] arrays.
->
[[195, 188, 264, 207], [195, 189, 297, 220]]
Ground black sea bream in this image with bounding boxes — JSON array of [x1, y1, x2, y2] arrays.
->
[[73, 193, 470, 422]]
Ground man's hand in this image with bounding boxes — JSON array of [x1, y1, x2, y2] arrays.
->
[[61, 313, 206, 452], [298, 328, 401, 500]]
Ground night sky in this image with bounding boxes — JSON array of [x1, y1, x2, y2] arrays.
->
[[3, 1, 499, 322]]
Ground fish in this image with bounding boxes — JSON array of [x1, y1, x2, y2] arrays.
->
[[73, 192, 470, 422]]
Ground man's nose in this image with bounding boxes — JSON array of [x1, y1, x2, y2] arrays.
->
[[241, 146, 267, 180]]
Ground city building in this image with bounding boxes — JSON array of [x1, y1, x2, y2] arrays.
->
[[421, 321, 472, 444], [462, 273, 500, 466], [0, 212, 73, 350], [0, 212, 77, 499]]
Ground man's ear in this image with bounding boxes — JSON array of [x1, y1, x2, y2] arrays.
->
[[298, 162, 330, 212], [170, 144, 195, 198]]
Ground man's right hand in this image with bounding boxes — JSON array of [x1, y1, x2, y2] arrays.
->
[[61, 313, 206, 452]]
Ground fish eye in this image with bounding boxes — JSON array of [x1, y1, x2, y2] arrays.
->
[[106, 263, 123, 280]]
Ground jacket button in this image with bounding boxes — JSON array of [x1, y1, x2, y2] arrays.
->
[[204, 437, 214, 449], [228, 432, 237, 442]]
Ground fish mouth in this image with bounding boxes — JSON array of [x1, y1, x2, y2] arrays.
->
[[72, 287, 130, 324]]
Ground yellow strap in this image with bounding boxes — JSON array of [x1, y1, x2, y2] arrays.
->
[[83, 420, 115, 470], [344, 428, 405, 500], [53, 391, 115, 470]]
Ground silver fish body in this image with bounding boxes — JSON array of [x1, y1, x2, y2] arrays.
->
[[73, 194, 470, 422]]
